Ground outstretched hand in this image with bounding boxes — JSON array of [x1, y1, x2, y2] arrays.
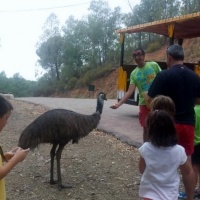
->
[[110, 103, 120, 109]]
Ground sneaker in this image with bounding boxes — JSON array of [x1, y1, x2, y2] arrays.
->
[[178, 192, 187, 199]]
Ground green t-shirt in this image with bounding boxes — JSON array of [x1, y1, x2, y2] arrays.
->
[[130, 61, 161, 105], [194, 105, 200, 145]]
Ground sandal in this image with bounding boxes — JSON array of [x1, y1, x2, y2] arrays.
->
[[178, 192, 187, 199], [194, 189, 200, 199]]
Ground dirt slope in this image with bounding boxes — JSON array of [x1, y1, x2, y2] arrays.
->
[[66, 68, 118, 99]]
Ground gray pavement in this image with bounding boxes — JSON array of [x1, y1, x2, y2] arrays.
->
[[16, 97, 143, 147]]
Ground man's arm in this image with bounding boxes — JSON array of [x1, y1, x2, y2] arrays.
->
[[138, 156, 146, 174], [110, 84, 136, 109], [195, 98, 200, 105]]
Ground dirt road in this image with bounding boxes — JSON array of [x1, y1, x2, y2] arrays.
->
[[2, 98, 142, 200]]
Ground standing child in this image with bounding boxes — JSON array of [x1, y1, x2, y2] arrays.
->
[[150, 95, 175, 116], [192, 105, 200, 198], [0, 95, 29, 200], [138, 109, 194, 200]]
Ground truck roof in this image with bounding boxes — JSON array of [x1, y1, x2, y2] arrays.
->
[[116, 12, 200, 39]]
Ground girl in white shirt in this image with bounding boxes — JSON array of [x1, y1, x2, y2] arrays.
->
[[139, 110, 194, 200]]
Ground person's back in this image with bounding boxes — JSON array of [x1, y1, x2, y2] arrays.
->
[[148, 44, 200, 157], [149, 63, 199, 125], [148, 44, 200, 126], [139, 110, 195, 200], [139, 142, 186, 199]]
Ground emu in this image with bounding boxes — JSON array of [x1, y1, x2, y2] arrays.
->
[[18, 92, 107, 190]]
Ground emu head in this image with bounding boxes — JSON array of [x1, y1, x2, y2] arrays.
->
[[96, 92, 107, 114]]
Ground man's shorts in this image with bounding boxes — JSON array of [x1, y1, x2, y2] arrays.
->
[[139, 105, 150, 128], [175, 123, 194, 156], [192, 143, 200, 164]]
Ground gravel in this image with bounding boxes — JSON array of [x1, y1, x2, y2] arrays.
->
[[2, 99, 142, 200]]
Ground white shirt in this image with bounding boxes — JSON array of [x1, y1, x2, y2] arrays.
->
[[139, 142, 187, 200]]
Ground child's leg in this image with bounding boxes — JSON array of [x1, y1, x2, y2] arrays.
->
[[193, 164, 199, 189]]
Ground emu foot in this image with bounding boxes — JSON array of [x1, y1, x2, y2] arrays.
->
[[50, 179, 57, 185], [50, 180, 73, 190], [58, 183, 73, 191]]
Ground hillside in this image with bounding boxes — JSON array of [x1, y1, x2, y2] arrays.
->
[[64, 38, 200, 99], [65, 68, 118, 99]]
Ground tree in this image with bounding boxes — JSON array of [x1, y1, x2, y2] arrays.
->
[[36, 36, 63, 81], [181, 0, 200, 14], [62, 16, 89, 80], [87, 0, 122, 66], [0, 71, 8, 93], [36, 13, 63, 81], [37, 13, 61, 46]]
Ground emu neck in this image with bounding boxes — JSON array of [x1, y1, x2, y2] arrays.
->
[[96, 99, 103, 114]]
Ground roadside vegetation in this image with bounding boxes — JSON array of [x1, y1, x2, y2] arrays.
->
[[0, 0, 200, 97]]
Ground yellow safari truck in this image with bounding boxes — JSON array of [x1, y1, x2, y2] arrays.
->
[[116, 12, 200, 105]]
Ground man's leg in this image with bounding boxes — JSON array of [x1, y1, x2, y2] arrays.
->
[[176, 124, 195, 198], [139, 105, 150, 143], [192, 144, 200, 197]]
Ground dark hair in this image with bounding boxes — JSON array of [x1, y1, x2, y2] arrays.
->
[[166, 44, 184, 61], [151, 95, 175, 116], [0, 95, 13, 117], [147, 110, 177, 147], [133, 48, 145, 55]]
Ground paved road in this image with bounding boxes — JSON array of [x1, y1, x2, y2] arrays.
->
[[16, 97, 143, 147]]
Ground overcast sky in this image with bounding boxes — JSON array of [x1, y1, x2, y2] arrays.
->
[[0, 0, 140, 81]]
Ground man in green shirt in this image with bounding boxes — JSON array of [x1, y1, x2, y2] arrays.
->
[[110, 48, 161, 142]]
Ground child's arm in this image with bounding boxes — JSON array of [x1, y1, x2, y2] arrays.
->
[[179, 159, 195, 200], [0, 147, 29, 180], [139, 156, 146, 174]]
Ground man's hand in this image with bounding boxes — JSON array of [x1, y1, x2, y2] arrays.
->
[[110, 102, 121, 109]]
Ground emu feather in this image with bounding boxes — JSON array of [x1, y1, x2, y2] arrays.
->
[[18, 92, 107, 190]]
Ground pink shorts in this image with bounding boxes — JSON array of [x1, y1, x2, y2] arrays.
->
[[175, 124, 194, 156], [139, 105, 150, 127]]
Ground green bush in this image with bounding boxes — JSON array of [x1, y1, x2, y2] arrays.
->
[[68, 77, 78, 89]]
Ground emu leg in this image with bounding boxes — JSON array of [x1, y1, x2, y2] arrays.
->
[[56, 145, 73, 190], [50, 143, 58, 185]]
